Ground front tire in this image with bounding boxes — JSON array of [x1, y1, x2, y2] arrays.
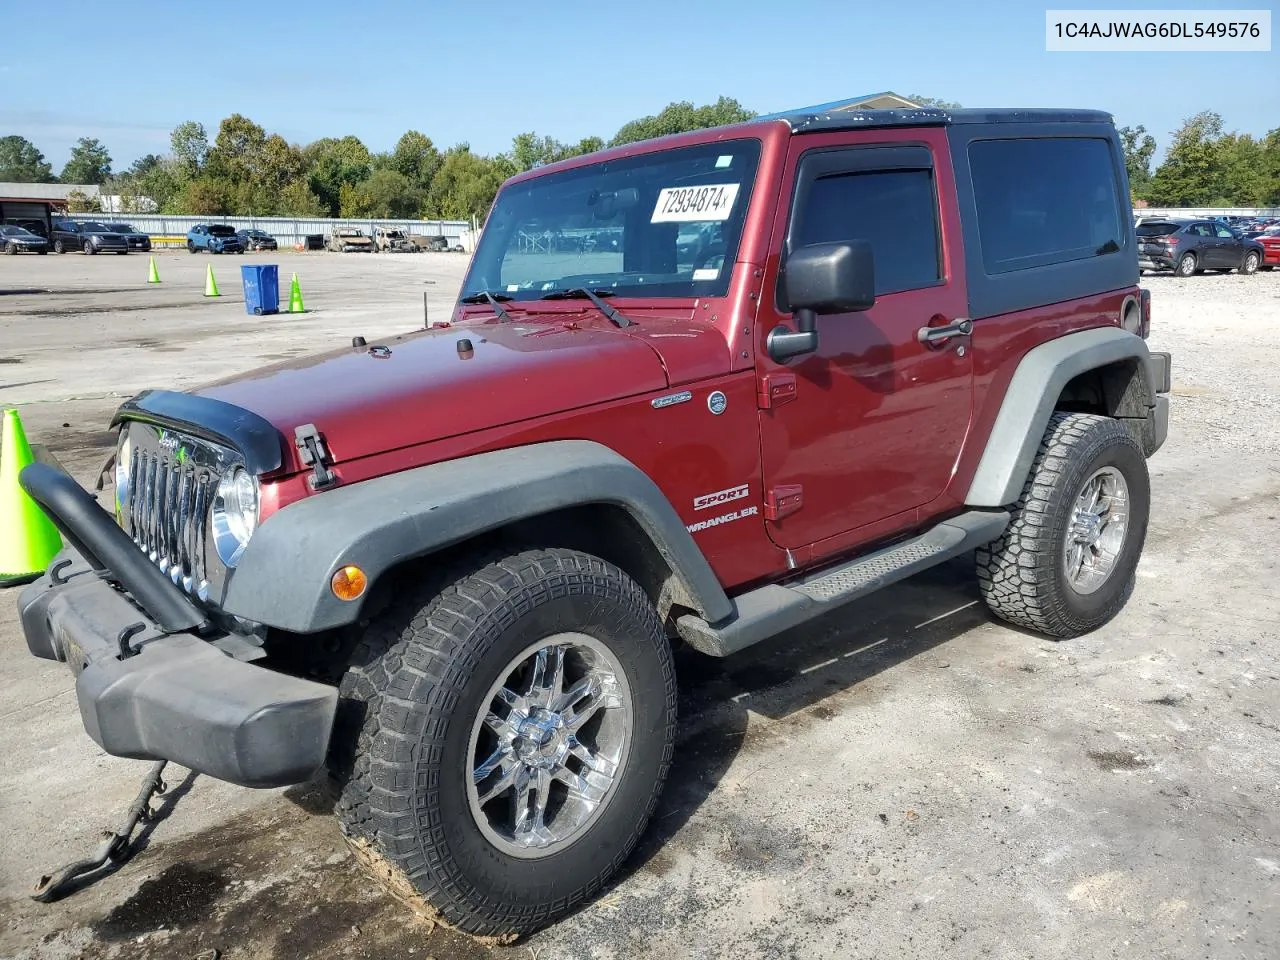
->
[[53, 239, 65, 254], [83, 241, 96, 255], [976, 413, 1150, 639], [1240, 251, 1260, 275], [1175, 252, 1197, 277], [330, 548, 677, 937]]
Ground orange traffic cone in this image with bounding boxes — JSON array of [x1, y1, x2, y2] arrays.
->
[[0, 409, 63, 586]]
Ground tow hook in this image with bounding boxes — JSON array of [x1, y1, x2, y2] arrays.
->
[[30, 760, 169, 903]]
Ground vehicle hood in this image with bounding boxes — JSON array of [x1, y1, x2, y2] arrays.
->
[[191, 312, 727, 467]]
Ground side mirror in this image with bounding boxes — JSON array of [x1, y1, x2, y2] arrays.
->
[[769, 241, 876, 362]]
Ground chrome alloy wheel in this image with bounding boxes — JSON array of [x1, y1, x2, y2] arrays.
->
[[1064, 466, 1130, 594], [467, 634, 632, 858]]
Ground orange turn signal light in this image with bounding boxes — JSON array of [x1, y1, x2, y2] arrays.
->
[[331, 565, 368, 601]]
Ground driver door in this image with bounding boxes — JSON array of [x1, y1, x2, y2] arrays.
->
[[755, 131, 973, 551]]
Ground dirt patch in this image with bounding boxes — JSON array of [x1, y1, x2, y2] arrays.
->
[[94, 864, 228, 940], [1087, 749, 1152, 771], [345, 837, 517, 948]]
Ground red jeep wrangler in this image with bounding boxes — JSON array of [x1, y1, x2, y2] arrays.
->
[[19, 106, 1170, 936]]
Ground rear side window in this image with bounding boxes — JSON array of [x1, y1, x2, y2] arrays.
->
[[968, 138, 1123, 275], [790, 168, 941, 295]]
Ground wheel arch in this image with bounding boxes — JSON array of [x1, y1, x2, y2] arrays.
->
[[223, 440, 734, 634], [966, 326, 1164, 508]]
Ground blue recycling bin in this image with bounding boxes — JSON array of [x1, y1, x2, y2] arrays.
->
[[240, 264, 280, 316]]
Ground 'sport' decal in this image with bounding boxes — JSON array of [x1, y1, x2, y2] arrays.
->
[[693, 483, 749, 512]]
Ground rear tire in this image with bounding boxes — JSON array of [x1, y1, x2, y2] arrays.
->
[[976, 413, 1150, 639], [1175, 252, 1197, 277], [329, 548, 677, 938]]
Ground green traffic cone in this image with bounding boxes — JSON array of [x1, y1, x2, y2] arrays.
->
[[147, 256, 160, 284], [204, 264, 220, 297], [0, 409, 63, 586], [288, 272, 306, 313]]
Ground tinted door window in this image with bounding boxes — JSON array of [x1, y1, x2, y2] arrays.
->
[[790, 168, 941, 295], [968, 137, 1123, 274], [1214, 225, 1236, 239], [1189, 224, 1212, 238]]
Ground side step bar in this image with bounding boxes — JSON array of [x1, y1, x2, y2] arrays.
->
[[675, 511, 1009, 657]]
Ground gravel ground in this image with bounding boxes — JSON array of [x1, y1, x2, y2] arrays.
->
[[1, 258, 1278, 960]]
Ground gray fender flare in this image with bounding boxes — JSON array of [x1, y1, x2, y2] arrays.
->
[[965, 326, 1161, 508], [222, 440, 733, 633]]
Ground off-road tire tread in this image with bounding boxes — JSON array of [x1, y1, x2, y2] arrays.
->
[[332, 547, 676, 937], [975, 412, 1143, 639]]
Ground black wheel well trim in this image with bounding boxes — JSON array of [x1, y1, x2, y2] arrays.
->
[[220, 440, 734, 634], [965, 326, 1157, 508]]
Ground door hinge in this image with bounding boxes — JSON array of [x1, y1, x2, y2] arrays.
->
[[758, 373, 797, 409], [294, 423, 338, 490], [764, 484, 804, 521]]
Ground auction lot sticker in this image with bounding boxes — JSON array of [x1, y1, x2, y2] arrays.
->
[[1046, 9, 1271, 51], [652, 183, 741, 223]]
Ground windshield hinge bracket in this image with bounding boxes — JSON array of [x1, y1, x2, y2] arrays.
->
[[294, 423, 337, 490]]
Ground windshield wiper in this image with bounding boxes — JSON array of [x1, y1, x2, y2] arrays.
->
[[459, 290, 512, 322], [539, 288, 633, 327]]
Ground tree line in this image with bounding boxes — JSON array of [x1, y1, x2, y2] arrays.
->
[[2, 100, 1276, 223], [1120, 112, 1280, 207]]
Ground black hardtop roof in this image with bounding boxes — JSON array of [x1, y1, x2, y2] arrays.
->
[[766, 107, 1114, 134]]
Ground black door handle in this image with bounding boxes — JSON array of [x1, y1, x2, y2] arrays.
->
[[917, 318, 972, 344]]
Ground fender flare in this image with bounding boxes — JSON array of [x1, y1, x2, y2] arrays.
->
[[965, 326, 1159, 508], [222, 440, 734, 633]]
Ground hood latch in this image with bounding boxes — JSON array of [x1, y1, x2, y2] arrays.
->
[[295, 423, 337, 490]]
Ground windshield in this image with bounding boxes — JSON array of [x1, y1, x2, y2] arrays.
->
[[106, 223, 134, 233], [1136, 222, 1179, 237], [80, 221, 109, 232], [208, 225, 237, 236], [463, 139, 761, 301]]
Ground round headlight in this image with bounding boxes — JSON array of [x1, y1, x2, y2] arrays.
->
[[114, 427, 132, 515], [212, 466, 259, 566]]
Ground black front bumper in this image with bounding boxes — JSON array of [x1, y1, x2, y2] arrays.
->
[[18, 465, 337, 788]]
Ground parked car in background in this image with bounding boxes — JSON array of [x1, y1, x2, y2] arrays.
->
[[51, 219, 129, 255], [237, 228, 278, 251], [1247, 226, 1280, 269], [407, 234, 450, 252], [326, 227, 375, 253], [374, 228, 418, 252], [103, 222, 151, 252], [187, 223, 245, 254], [1, 224, 49, 254], [1136, 218, 1263, 276], [4, 217, 49, 238]]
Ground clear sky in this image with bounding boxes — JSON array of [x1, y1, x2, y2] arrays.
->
[[1, 0, 1275, 172]]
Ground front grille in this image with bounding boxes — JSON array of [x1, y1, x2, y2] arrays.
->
[[118, 424, 233, 602]]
